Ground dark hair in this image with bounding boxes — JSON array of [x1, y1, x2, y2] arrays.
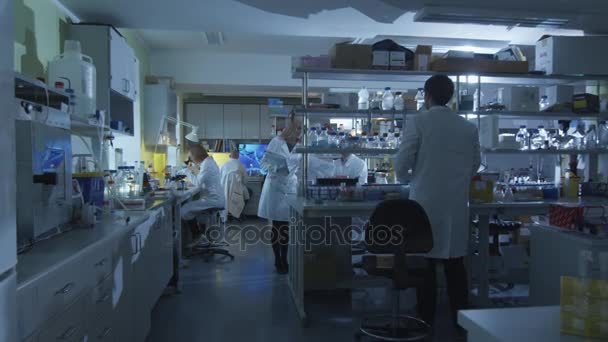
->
[[424, 75, 454, 106]]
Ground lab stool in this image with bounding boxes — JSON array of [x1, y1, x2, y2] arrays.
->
[[188, 208, 234, 261]]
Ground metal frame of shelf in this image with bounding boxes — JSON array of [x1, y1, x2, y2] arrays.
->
[[482, 148, 608, 155]]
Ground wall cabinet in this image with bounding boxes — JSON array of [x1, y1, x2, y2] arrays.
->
[[242, 105, 261, 139], [69, 24, 137, 135], [185, 103, 267, 140], [143, 84, 178, 146]]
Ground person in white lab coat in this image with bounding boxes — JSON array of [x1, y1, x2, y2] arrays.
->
[[181, 145, 225, 241], [258, 115, 303, 274], [220, 150, 250, 220], [395, 75, 480, 328], [334, 153, 368, 184]]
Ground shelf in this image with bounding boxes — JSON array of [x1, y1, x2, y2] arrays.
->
[[482, 148, 608, 155], [70, 117, 109, 136], [459, 111, 608, 120], [110, 129, 134, 137], [294, 147, 399, 155], [293, 67, 608, 86], [294, 108, 408, 118]]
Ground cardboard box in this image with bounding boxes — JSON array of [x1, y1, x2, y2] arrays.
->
[[431, 58, 529, 73], [498, 86, 540, 112], [545, 85, 574, 106], [414, 45, 432, 71], [389, 51, 406, 70], [536, 35, 608, 75], [372, 50, 390, 69], [330, 43, 372, 69]]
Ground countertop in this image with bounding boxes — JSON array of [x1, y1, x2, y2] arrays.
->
[[458, 306, 587, 342], [530, 224, 608, 245], [146, 188, 201, 210], [17, 211, 150, 289]]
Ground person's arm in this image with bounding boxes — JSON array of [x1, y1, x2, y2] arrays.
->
[[472, 126, 481, 176], [359, 158, 368, 184], [394, 116, 420, 183]]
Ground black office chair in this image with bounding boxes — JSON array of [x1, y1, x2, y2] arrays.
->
[[357, 199, 433, 341], [189, 208, 234, 261]]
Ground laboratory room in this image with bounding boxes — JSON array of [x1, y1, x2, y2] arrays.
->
[[4, 0, 608, 342]]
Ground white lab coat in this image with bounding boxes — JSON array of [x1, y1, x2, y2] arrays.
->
[[334, 154, 368, 184], [395, 106, 480, 259], [220, 158, 250, 219], [258, 136, 301, 222], [181, 157, 226, 220]]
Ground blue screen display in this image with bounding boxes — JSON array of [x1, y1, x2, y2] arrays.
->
[[239, 144, 268, 176]]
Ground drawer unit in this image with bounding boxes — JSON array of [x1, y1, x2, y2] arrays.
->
[[89, 242, 112, 286], [37, 294, 87, 342], [18, 284, 37, 339], [89, 275, 113, 319], [22, 333, 37, 342], [90, 324, 114, 342]]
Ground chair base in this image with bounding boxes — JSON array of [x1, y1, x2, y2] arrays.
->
[[358, 314, 431, 342], [189, 241, 235, 261]]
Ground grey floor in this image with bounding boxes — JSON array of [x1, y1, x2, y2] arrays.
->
[[148, 218, 460, 342]]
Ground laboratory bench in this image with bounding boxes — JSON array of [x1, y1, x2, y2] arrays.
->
[[15, 188, 201, 342], [286, 195, 608, 325]]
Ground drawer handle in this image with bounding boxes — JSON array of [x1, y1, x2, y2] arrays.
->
[[95, 258, 108, 267], [58, 326, 76, 340], [55, 282, 75, 295], [98, 327, 112, 339], [97, 293, 111, 303]]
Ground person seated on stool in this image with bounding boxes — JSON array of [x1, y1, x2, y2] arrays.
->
[[181, 144, 225, 245]]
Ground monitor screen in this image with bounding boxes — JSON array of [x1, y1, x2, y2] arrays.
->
[[239, 144, 268, 176]]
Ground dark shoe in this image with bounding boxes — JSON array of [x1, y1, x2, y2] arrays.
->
[[275, 262, 286, 274]]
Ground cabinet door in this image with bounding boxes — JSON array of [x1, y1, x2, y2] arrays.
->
[[111, 230, 137, 342], [260, 105, 273, 139], [202, 104, 224, 139], [127, 53, 139, 101], [109, 29, 126, 95], [241, 105, 261, 140], [223, 104, 242, 139], [185, 103, 205, 141]]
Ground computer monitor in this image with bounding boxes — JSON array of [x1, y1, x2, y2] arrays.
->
[[239, 144, 268, 176]]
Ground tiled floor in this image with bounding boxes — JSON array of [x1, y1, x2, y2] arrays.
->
[[148, 218, 460, 342]]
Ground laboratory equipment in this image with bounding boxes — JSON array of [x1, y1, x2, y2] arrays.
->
[[531, 125, 549, 150], [16, 120, 73, 246], [585, 124, 598, 149], [415, 88, 425, 111], [318, 128, 329, 147], [114, 148, 123, 168], [473, 88, 484, 112], [329, 132, 338, 148], [598, 121, 608, 147], [381, 87, 394, 110], [394, 92, 404, 111], [307, 127, 318, 147], [516, 125, 530, 150], [370, 91, 382, 110], [72, 172, 105, 210], [539, 95, 550, 111], [14, 73, 71, 129], [338, 132, 346, 148], [47, 40, 97, 118], [358, 87, 370, 110]]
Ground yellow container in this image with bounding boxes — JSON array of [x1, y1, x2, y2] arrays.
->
[[563, 171, 580, 199]]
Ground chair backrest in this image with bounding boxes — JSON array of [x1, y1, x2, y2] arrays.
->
[[364, 199, 433, 255]]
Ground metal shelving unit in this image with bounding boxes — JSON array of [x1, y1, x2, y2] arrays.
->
[[70, 116, 109, 136], [458, 110, 608, 120], [294, 147, 399, 155], [294, 108, 406, 118], [482, 148, 608, 155]]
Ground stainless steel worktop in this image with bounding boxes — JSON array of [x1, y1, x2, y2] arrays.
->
[[146, 188, 201, 211], [17, 211, 150, 289]]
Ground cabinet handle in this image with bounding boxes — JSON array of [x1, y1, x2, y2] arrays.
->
[[131, 234, 138, 255], [58, 326, 77, 340], [136, 232, 142, 249], [97, 292, 111, 303], [98, 327, 112, 339], [95, 258, 108, 267], [55, 282, 75, 295]]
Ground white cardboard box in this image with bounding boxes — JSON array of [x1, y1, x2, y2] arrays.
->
[[389, 51, 406, 69], [535, 36, 608, 75], [498, 86, 540, 112], [373, 51, 390, 69]]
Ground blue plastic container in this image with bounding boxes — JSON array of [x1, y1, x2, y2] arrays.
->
[[73, 173, 105, 208]]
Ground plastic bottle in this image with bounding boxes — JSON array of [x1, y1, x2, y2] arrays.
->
[[415, 88, 425, 111], [338, 132, 346, 148], [382, 87, 394, 110], [539, 95, 550, 111], [371, 92, 383, 110], [516, 125, 530, 150], [531, 125, 548, 150], [394, 92, 404, 111], [585, 124, 598, 149], [318, 128, 329, 147], [308, 127, 318, 147], [48, 40, 97, 118], [358, 87, 370, 110], [473, 88, 484, 112], [598, 121, 608, 148], [329, 132, 338, 148]]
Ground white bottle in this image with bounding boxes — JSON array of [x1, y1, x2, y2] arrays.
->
[[394, 92, 404, 111], [516, 125, 530, 150], [415, 88, 425, 111], [473, 88, 484, 112], [308, 127, 318, 147], [358, 87, 370, 110], [318, 128, 329, 147], [539, 95, 550, 111], [382, 87, 394, 110]]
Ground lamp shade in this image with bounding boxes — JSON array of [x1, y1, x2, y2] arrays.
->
[[185, 126, 199, 142]]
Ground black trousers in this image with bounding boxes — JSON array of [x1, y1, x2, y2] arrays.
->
[[271, 220, 289, 266], [417, 257, 468, 327]]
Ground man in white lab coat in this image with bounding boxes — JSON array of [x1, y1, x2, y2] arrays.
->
[[334, 153, 368, 184], [395, 75, 480, 328]]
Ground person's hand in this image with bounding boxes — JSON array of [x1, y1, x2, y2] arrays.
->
[[187, 163, 200, 176]]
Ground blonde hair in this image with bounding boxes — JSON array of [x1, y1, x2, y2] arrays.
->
[[188, 144, 209, 163], [280, 112, 302, 145]]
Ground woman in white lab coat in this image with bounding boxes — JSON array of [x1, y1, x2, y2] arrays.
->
[[395, 75, 480, 328], [258, 115, 303, 274], [181, 145, 225, 240], [334, 153, 368, 184]]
